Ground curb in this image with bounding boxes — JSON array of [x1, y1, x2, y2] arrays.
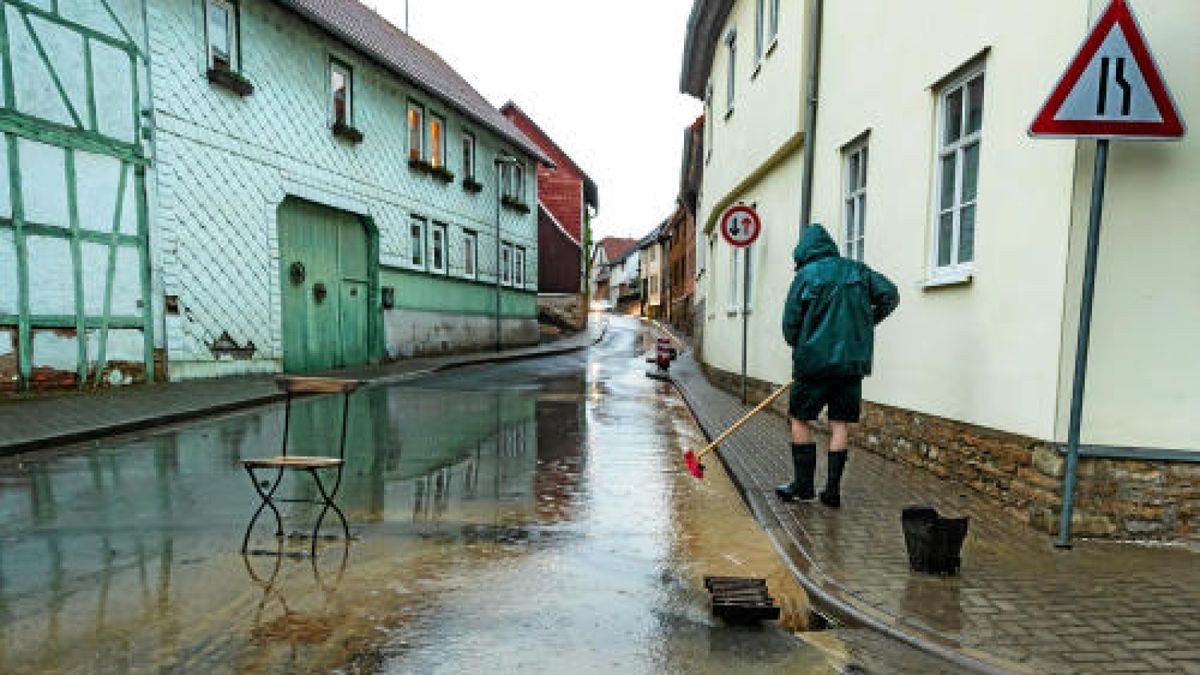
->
[[646, 323, 1026, 675], [1, 328, 604, 458]]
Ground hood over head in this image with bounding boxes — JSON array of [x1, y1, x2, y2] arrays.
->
[[793, 224, 840, 267]]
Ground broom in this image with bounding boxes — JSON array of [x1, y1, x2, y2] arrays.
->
[[683, 381, 792, 479]]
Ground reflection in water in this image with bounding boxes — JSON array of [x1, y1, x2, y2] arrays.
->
[[0, 329, 839, 673], [0, 372, 584, 673]]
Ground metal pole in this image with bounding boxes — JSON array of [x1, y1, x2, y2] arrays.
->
[[494, 160, 503, 352], [740, 245, 750, 404], [1057, 139, 1109, 549]]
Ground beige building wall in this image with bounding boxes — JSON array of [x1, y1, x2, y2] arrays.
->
[[808, 0, 1089, 442], [695, 0, 808, 380], [1056, 1, 1200, 450]]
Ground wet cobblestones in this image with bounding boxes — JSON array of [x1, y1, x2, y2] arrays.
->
[[668, 341, 1200, 673]]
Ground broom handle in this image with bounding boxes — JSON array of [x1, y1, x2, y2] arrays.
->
[[694, 381, 792, 462]]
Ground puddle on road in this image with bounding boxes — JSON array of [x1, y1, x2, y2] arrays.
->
[[0, 322, 847, 674]]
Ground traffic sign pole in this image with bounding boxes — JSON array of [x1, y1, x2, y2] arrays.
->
[[1057, 139, 1109, 549], [741, 244, 751, 404]]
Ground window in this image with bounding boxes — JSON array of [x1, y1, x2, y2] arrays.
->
[[462, 132, 476, 181], [768, 0, 780, 45], [724, 30, 737, 114], [728, 247, 753, 311], [501, 162, 525, 201], [500, 243, 512, 284], [934, 68, 985, 272], [754, 0, 765, 62], [429, 222, 446, 273], [703, 81, 713, 163], [514, 247, 525, 286], [408, 103, 424, 160], [430, 114, 446, 168], [330, 59, 352, 126], [843, 141, 868, 261], [206, 0, 237, 70], [463, 230, 477, 278], [410, 216, 426, 268]]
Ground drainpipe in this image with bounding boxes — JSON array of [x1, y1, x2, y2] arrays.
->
[[798, 0, 824, 230]]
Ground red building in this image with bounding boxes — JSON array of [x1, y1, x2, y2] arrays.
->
[[500, 102, 599, 302]]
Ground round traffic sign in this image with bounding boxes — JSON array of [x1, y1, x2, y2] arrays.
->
[[719, 205, 761, 248]]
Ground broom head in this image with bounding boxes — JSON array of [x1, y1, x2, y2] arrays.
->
[[683, 450, 705, 479]]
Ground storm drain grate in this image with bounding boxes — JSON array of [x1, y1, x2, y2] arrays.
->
[[704, 576, 780, 624]]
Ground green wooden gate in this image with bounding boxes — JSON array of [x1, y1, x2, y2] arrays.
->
[[278, 198, 374, 372], [0, 0, 152, 390]]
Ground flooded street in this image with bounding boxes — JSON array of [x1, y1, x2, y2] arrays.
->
[[0, 316, 842, 673]]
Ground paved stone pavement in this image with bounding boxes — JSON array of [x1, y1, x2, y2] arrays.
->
[[666, 343, 1200, 674], [0, 328, 599, 456]]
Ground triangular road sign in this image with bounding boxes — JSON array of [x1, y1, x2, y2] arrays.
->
[[1030, 0, 1185, 139]]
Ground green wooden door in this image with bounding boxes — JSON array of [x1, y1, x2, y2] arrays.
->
[[278, 199, 371, 372]]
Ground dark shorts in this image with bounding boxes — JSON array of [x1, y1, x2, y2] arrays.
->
[[788, 377, 863, 423]]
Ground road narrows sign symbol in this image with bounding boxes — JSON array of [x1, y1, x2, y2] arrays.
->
[[1029, 0, 1184, 139], [720, 205, 761, 248]]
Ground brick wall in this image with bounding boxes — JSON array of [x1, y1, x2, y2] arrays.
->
[[700, 362, 1200, 542], [147, 0, 538, 377]]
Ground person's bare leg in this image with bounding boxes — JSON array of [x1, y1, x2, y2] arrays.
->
[[790, 417, 813, 444], [828, 421, 849, 450], [778, 417, 816, 501]]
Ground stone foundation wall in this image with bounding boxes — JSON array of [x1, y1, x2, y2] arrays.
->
[[700, 362, 1200, 543], [537, 293, 586, 331]]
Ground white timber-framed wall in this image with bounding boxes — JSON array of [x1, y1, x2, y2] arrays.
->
[[0, 0, 155, 391], [147, 0, 541, 380]]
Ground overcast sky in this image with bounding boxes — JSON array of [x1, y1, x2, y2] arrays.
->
[[369, 0, 700, 242]]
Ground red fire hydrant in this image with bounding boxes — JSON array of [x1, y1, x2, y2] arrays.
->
[[655, 337, 678, 371]]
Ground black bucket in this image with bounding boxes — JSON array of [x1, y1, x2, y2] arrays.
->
[[901, 506, 969, 576]]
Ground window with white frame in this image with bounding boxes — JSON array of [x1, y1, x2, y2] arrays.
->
[[724, 29, 737, 114], [704, 81, 713, 163], [501, 162, 524, 201], [429, 114, 446, 168], [934, 68, 985, 272], [410, 216, 426, 268], [500, 243, 512, 284], [728, 247, 753, 311], [768, 0, 780, 45], [330, 59, 352, 126], [407, 102, 424, 160], [205, 0, 238, 71], [462, 132, 476, 181], [843, 140, 868, 261], [754, 0, 765, 62], [429, 222, 446, 273], [463, 230, 477, 278], [514, 247, 525, 286]]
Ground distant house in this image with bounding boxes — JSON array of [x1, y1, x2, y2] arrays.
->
[[663, 116, 703, 337], [501, 102, 599, 328], [635, 224, 667, 319], [590, 237, 637, 308]]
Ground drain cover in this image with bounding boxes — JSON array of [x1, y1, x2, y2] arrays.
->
[[704, 576, 780, 624]]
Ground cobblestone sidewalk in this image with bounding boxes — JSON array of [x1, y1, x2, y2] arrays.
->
[[0, 328, 599, 457], [667, 346, 1200, 674]]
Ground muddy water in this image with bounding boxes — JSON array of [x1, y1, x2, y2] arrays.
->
[[0, 317, 842, 673]]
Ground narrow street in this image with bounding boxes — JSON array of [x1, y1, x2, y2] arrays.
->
[[0, 316, 950, 673]]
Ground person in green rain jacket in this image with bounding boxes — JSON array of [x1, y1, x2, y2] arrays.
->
[[776, 224, 899, 507]]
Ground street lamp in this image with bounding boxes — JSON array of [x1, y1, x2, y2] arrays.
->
[[494, 155, 521, 352]]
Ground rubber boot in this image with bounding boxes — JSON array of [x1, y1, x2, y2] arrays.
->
[[819, 450, 848, 508], [775, 443, 816, 502]]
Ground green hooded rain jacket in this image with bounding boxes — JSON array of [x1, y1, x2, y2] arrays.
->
[[782, 224, 899, 379]]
